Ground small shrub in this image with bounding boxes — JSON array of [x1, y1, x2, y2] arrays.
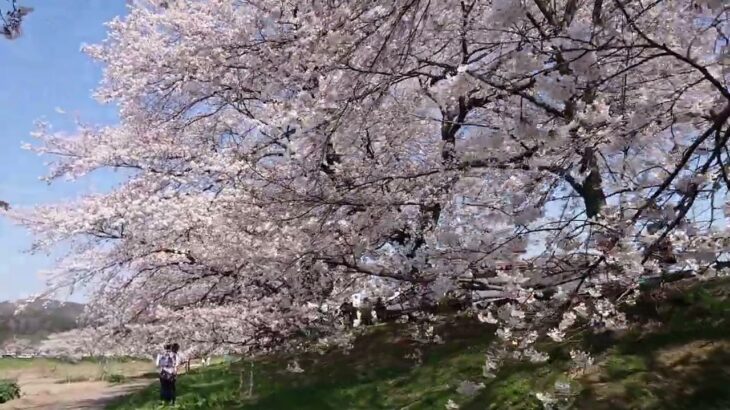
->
[[106, 373, 126, 384], [0, 379, 20, 404]]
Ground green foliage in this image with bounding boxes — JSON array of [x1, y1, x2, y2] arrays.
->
[[0, 379, 20, 404]]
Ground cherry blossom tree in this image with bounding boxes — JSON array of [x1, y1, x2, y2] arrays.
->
[[38, 329, 100, 359], [10, 0, 730, 363]]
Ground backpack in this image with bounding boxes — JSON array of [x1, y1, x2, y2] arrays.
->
[[158, 352, 176, 380], [159, 352, 174, 368]]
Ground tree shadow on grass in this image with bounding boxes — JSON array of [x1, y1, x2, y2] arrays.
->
[[572, 282, 730, 409], [236, 319, 494, 410], [656, 346, 730, 410], [578, 337, 730, 409]]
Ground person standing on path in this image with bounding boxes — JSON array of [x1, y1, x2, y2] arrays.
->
[[156, 343, 181, 405]]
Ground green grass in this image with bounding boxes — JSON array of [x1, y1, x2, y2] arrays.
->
[[0, 356, 154, 387], [106, 364, 243, 409], [0, 357, 37, 371], [108, 318, 495, 410], [109, 279, 730, 410]]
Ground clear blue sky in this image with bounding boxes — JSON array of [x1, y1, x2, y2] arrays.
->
[[0, 0, 127, 301]]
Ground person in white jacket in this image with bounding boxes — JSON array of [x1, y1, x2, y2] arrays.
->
[[155, 343, 181, 405]]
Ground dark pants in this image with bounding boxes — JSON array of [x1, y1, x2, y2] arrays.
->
[[160, 375, 176, 404]]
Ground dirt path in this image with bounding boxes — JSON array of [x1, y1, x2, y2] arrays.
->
[[0, 375, 153, 410]]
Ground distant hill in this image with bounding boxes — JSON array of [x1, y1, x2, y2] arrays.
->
[[0, 300, 83, 345]]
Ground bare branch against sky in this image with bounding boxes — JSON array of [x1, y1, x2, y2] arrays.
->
[[1, 0, 33, 40]]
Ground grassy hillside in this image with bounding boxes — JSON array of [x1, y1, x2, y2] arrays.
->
[[108, 280, 730, 410], [0, 300, 83, 345]]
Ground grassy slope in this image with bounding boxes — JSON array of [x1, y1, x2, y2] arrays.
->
[[108, 280, 730, 410]]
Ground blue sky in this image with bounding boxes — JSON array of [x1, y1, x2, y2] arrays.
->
[[0, 0, 127, 301]]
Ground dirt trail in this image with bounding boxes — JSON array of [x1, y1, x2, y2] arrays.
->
[[0, 375, 153, 410]]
